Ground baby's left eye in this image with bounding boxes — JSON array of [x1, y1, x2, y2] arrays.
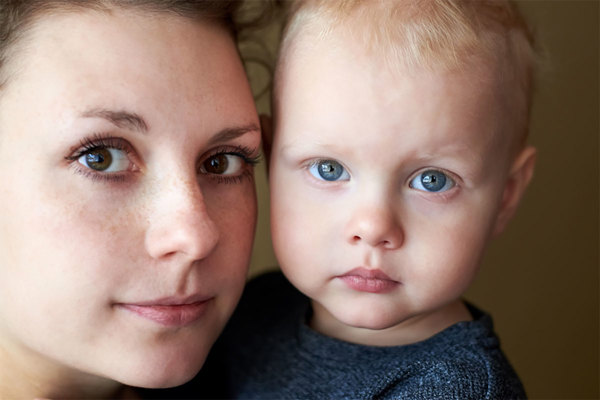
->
[[308, 159, 350, 182], [409, 169, 455, 192]]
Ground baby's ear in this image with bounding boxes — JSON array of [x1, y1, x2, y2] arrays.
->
[[492, 146, 537, 237], [260, 114, 273, 173]]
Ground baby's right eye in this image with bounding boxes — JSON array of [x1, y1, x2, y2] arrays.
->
[[308, 159, 350, 182]]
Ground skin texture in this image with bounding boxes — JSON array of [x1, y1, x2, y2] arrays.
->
[[270, 29, 535, 347], [0, 8, 259, 398]]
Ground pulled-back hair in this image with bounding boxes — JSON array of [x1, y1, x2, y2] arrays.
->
[[0, 0, 243, 87], [277, 0, 539, 146]]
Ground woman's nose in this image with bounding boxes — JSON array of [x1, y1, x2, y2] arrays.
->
[[144, 176, 219, 262], [344, 201, 403, 250]]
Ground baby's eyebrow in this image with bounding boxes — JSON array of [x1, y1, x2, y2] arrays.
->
[[81, 108, 149, 133], [207, 123, 260, 145]]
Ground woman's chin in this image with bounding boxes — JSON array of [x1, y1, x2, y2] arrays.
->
[[112, 351, 206, 389]]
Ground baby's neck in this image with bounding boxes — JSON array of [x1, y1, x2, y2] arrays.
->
[[310, 299, 472, 347]]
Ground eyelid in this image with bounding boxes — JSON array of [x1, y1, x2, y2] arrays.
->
[[304, 158, 349, 172], [199, 145, 261, 169], [65, 134, 134, 161], [408, 167, 460, 184]]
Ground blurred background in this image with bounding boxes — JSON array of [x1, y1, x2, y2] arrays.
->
[[242, 1, 599, 398]]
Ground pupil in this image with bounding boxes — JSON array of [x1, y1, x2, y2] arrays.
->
[[421, 171, 446, 191], [86, 148, 112, 171]]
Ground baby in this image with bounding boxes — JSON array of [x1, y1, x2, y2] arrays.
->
[[186, 0, 537, 398]]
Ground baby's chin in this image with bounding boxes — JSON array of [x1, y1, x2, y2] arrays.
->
[[313, 300, 459, 346], [314, 302, 412, 334], [332, 308, 401, 331]]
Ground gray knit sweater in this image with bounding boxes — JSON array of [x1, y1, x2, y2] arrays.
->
[[154, 271, 526, 399]]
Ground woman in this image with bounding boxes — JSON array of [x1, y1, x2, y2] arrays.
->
[[0, 1, 260, 397]]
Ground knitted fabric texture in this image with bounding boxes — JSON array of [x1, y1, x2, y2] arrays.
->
[[154, 271, 526, 399]]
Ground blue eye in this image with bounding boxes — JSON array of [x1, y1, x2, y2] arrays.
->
[[308, 159, 350, 181], [410, 169, 455, 192]]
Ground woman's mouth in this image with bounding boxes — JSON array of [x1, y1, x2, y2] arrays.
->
[[336, 267, 400, 293], [117, 295, 213, 327]]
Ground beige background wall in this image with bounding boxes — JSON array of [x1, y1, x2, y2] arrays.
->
[[245, 1, 599, 398]]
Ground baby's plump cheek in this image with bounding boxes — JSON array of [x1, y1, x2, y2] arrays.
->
[[272, 191, 334, 286], [404, 214, 491, 298]]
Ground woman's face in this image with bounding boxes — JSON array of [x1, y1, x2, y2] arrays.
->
[[0, 9, 259, 389]]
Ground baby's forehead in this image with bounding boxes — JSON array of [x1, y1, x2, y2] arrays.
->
[[277, 23, 508, 111], [275, 35, 523, 166], [276, 24, 528, 157]]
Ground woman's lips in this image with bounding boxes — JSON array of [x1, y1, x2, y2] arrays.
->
[[336, 267, 400, 293], [118, 296, 212, 327]]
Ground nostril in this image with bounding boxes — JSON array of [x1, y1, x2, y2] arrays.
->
[[353, 235, 361, 242]]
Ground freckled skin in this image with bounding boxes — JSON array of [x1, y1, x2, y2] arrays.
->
[[0, 8, 259, 398], [270, 29, 535, 347]]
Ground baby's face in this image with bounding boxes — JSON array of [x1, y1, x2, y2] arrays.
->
[[270, 31, 521, 344]]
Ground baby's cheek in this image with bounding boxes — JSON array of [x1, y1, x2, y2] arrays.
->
[[411, 221, 487, 294]]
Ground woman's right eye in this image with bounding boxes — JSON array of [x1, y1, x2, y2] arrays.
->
[[77, 147, 131, 172], [308, 159, 350, 182]]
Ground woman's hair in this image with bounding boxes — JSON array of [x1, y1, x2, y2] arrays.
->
[[0, 0, 243, 88]]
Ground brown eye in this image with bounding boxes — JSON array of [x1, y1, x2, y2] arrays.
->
[[203, 154, 229, 175], [200, 153, 245, 177], [85, 148, 112, 171], [77, 147, 130, 173]]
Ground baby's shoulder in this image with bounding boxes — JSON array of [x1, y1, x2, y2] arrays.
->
[[382, 311, 526, 399], [382, 353, 525, 399]]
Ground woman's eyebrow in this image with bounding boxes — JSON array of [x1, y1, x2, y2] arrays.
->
[[79, 109, 258, 144], [208, 123, 260, 145], [81, 108, 149, 133]]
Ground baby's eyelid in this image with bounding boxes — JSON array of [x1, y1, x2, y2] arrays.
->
[[408, 167, 459, 182]]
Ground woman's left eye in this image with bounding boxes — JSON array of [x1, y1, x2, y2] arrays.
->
[[409, 169, 455, 192], [77, 147, 131, 172], [200, 153, 245, 176], [308, 159, 350, 181]]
